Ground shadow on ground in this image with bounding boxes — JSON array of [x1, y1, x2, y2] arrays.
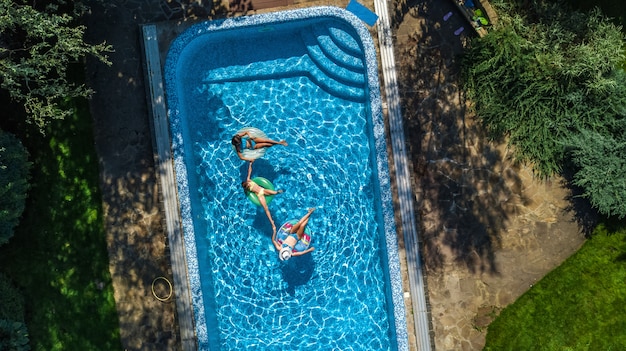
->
[[396, 0, 525, 275], [392, 0, 587, 349], [83, 1, 231, 350]]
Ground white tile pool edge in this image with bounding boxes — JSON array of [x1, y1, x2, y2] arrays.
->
[[144, 6, 411, 351]]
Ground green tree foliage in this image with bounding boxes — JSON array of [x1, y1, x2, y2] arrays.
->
[[0, 0, 111, 132], [0, 319, 30, 351], [0, 272, 28, 351], [0, 129, 31, 246], [568, 128, 626, 218], [0, 273, 25, 322], [462, 0, 626, 217]]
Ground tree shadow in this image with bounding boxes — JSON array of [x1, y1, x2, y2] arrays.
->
[[395, 0, 527, 275], [391, 0, 426, 30], [90, 0, 228, 24], [559, 162, 600, 237]]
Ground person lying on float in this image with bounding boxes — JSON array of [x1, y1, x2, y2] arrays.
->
[[231, 128, 287, 162], [241, 160, 283, 234], [272, 208, 316, 261]]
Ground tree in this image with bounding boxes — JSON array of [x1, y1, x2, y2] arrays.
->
[[462, 0, 626, 217], [568, 128, 626, 219], [0, 272, 29, 351], [0, 319, 29, 351], [0, 0, 111, 132], [0, 129, 31, 246]]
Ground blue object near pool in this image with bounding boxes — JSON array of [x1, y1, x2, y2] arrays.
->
[[164, 6, 408, 351], [346, 0, 379, 26]]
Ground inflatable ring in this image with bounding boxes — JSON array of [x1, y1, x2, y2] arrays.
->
[[245, 177, 275, 206], [233, 127, 268, 160], [276, 219, 312, 253], [151, 276, 173, 302]]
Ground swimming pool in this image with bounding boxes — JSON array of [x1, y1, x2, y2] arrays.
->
[[164, 7, 408, 351]]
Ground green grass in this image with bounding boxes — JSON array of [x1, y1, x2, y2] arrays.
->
[[0, 96, 121, 350], [484, 223, 626, 350]]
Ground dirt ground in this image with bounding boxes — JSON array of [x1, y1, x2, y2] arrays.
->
[[392, 0, 587, 349]]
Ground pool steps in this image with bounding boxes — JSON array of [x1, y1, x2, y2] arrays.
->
[[202, 23, 367, 102], [301, 26, 366, 87], [327, 25, 363, 57], [203, 57, 365, 101], [310, 24, 364, 73]]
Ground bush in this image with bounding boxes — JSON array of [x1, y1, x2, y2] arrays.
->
[[568, 129, 626, 219], [0, 274, 28, 350], [0, 273, 25, 322], [0, 319, 30, 351], [462, 0, 626, 217], [0, 129, 31, 246]]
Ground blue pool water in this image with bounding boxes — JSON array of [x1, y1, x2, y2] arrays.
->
[[165, 7, 408, 351]]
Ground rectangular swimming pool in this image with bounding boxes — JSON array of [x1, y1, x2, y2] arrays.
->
[[163, 7, 408, 351]]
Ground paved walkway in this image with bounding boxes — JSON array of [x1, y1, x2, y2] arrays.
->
[[83, 1, 202, 350], [372, 0, 432, 349]]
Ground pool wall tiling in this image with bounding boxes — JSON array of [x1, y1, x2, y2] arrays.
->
[[164, 6, 408, 350]]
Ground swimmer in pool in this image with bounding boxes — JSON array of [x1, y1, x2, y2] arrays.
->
[[241, 161, 283, 233], [272, 208, 316, 261], [232, 130, 287, 161]]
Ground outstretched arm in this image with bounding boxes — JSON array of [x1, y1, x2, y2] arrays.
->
[[292, 247, 315, 256], [246, 160, 254, 181], [236, 150, 255, 162], [271, 232, 281, 250]]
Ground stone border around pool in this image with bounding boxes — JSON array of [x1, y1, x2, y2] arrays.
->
[[147, 6, 409, 351]]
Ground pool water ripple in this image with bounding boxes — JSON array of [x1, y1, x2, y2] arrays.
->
[[189, 75, 393, 349]]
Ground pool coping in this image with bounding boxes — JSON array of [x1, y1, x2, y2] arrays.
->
[[142, 25, 198, 351], [372, 1, 433, 350], [141, 5, 427, 351]]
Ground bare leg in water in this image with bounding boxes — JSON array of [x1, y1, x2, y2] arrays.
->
[[247, 136, 288, 149], [290, 208, 315, 239]]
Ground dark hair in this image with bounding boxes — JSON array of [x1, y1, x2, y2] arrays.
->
[[231, 134, 242, 152]]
